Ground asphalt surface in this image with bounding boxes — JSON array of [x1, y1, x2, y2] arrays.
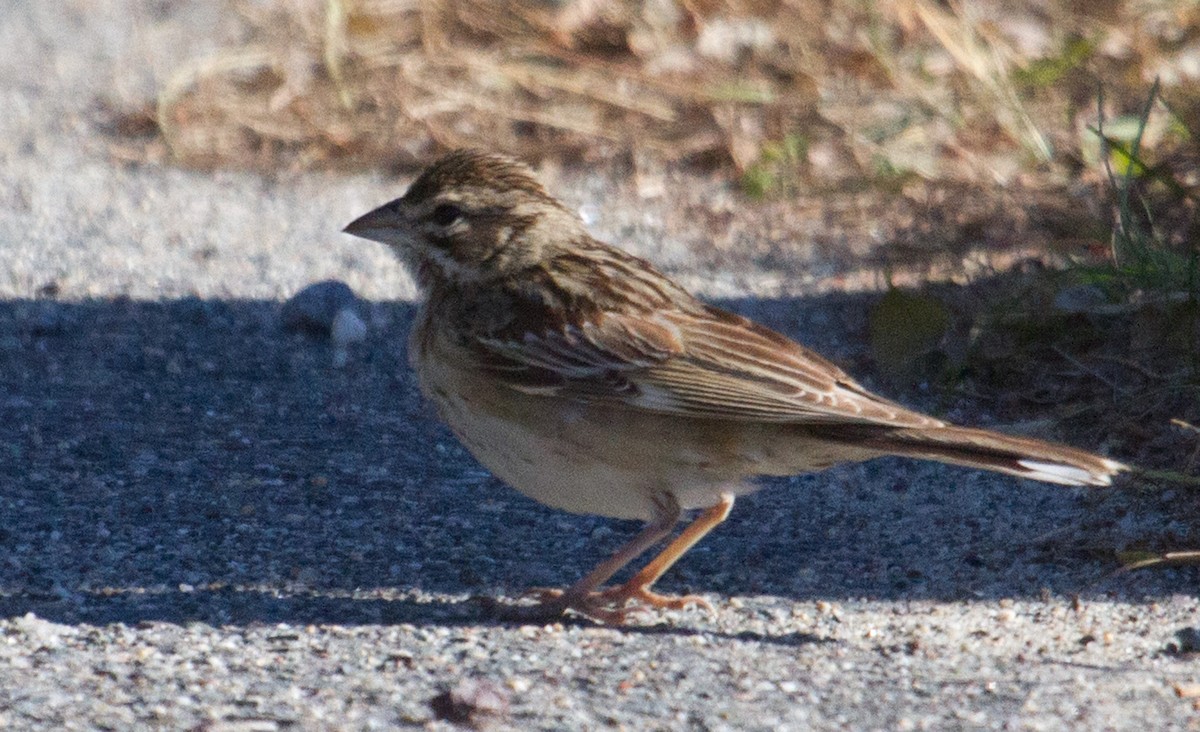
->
[[1, 3, 1197, 730]]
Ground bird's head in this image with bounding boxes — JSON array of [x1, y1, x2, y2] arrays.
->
[[343, 149, 584, 288]]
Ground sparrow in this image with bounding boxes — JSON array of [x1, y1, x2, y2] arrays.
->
[[343, 149, 1127, 624]]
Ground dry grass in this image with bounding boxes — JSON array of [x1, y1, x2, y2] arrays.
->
[[122, 0, 1200, 185]]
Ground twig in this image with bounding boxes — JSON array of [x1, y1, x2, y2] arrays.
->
[[1051, 345, 1121, 394], [1113, 550, 1200, 574], [1170, 418, 1200, 435]]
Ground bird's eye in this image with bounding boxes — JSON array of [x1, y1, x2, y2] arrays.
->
[[430, 203, 464, 227]]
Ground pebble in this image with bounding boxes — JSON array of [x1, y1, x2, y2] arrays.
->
[[331, 308, 367, 368], [429, 678, 511, 726], [1052, 284, 1115, 314], [281, 280, 359, 336]]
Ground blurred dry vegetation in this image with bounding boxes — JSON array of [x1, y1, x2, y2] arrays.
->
[[109, 0, 1200, 483], [129, 0, 1199, 184]]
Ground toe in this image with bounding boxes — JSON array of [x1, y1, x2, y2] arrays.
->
[[644, 591, 714, 613], [601, 586, 713, 613]]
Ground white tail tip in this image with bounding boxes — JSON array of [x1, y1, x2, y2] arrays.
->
[[1016, 458, 1126, 486]]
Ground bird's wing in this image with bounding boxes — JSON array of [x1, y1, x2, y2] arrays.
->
[[475, 305, 941, 427]]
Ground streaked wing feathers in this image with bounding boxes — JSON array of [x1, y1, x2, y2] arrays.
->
[[476, 305, 940, 428]]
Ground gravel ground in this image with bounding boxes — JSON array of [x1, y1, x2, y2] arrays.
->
[[2, 3, 1198, 730]]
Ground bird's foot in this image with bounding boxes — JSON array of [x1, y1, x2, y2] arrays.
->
[[598, 584, 714, 614], [486, 584, 711, 625]]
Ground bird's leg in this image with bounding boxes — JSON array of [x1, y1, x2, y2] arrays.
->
[[498, 497, 681, 624], [496, 494, 735, 624], [599, 493, 734, 613]]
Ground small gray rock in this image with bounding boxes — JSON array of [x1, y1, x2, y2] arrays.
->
[[1169, 627, 1200, 655], [331, 308, 368, 368], [1052, 284, 1107, 313], [281, 280, 358, 336], [430, 678, 511, 727]]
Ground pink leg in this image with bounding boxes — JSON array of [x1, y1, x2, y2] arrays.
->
[[495, 494, 735, 625], [600, 493, 734, 613]]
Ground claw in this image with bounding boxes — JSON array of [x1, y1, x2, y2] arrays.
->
[[565, 598, 632, 625]]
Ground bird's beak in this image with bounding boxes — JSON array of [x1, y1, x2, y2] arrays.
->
[[343, 199, 406, 244]]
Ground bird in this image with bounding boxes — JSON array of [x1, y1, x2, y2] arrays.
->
[[343, 149, 1127, 624]]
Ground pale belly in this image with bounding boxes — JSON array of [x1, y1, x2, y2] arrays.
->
[[440, 397, 680, 519], [414, 350, 859, 520]]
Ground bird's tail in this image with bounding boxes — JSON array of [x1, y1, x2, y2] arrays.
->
[[848, 424, 1127, 486]]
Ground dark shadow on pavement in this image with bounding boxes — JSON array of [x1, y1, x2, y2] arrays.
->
[[0, 290, 1183, 627]]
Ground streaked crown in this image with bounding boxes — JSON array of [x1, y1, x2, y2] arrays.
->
[[343, 150, 582, 285]]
